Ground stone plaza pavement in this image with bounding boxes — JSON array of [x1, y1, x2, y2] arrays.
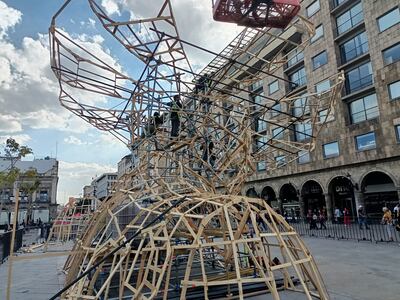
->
[[0, 237, 399, 300]]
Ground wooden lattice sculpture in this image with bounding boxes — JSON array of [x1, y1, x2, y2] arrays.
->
[[46, 1, 346, 299], [61, 176, 329, 299]]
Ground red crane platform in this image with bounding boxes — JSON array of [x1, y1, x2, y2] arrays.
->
[[213, 0, 301, 29]]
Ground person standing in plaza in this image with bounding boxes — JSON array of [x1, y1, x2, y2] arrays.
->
[[319, 208, 327, 230], [382, 207, 393, 241], [343, 207, 350, 226], [334, 207, 341, 224], [357, 205, 369, 230]]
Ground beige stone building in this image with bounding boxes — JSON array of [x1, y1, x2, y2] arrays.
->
[[229, 0, 400, 220], [0, 157, 59, 224]]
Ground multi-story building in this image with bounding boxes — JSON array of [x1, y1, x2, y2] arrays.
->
[[93, 172, 118, 201], [204, 0, 400, 220], [117, 154, 134, 178], [0, 157, 59, 224]]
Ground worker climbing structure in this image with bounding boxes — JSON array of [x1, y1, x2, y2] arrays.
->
[[48, 0, 345, 299]]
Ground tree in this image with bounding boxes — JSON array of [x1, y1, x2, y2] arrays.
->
[[0, 138, 39, 225]]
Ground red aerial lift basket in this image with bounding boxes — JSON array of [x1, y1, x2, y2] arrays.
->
[[213, 0, 301, 29]]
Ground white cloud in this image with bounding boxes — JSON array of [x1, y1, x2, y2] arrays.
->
[[0, 114, 22, 133], [64, 135, 86, 145], [0, 1, 124, 135], [0, 1, 22, 39], [57, 160, 116, 203], [115, 0, 241, 68], [88, 18, 96, 29], [0, 134, 31, 145], [101, 0, 121, 16]]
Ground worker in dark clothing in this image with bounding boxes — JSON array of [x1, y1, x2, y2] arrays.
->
[[167, 95, 182, 138], [242, 0, 274, 19], [141, 112, 164, 138]]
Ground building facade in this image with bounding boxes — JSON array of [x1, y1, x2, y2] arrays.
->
[[236, 0, 400, 220], [93, 172, 117, 201], [117, 154, 134, 178], [0, 157, 59, 224]]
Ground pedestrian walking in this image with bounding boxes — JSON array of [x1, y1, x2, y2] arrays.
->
[[343, 207, 351, 226], [334, 207, 341, 224], [319, 209, 327, 230], [357, 205, 369, 230], [312, 212, 319, 230], [382, 207, 393, 241]]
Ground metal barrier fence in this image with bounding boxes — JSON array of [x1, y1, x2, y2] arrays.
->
[[288, 218, 400, 244], [0, 229, 24, 264]]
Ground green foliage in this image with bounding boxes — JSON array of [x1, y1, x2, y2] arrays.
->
[[0, 138, 35, 189]]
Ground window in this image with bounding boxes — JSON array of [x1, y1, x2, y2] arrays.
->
[[312, 51, 328, 69], [293, 95, 309, 117], [336, 3, 363, 35], [256, 136, 269, 151], [271, 103, 281, 117], [349, 94, 379, 124], [269, 80, 279, 94], [287, 48, 304, 68], [257, 118, 268, 132], [311, 24, 324, 43], [289, 67, 307, 90], [298, 150, 310, 164], [272, 127, 284, 140], [257, 161, 267, 171], [395, 125, 400, 143], [377, 8, 400, 32], [334, 0, 347, 8], [319, 109, 335, 123], [383, 43, 400, 65], [339, 31, 369, 64], [250, 80, 263, 91], [388, 81, 400, 100], [295, 122, 312, 141], [355, 132, 376, 151], [316, 79, 331, 94], [345, 61, 373, 94], [307, 0, 320, 17], [275, 155, 286, 166], [323, 142, 339, 158], [252, 91, 265, 104]]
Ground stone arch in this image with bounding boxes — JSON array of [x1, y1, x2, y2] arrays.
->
[[246, 187, 259, 198], [301, 180, 326, 216], [300, 178, 326, 195], [328, 175, 356, 219], [360, 170, 398, 218], [359, 169, 398, 189], [279, 183, 300, 217], [260, 186, 277, 206]]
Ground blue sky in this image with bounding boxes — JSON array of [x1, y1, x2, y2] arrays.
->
[[0, 0, 240, 203]]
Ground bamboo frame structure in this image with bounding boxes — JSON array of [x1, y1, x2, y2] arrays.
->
[[45, 0, 346, 299]]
